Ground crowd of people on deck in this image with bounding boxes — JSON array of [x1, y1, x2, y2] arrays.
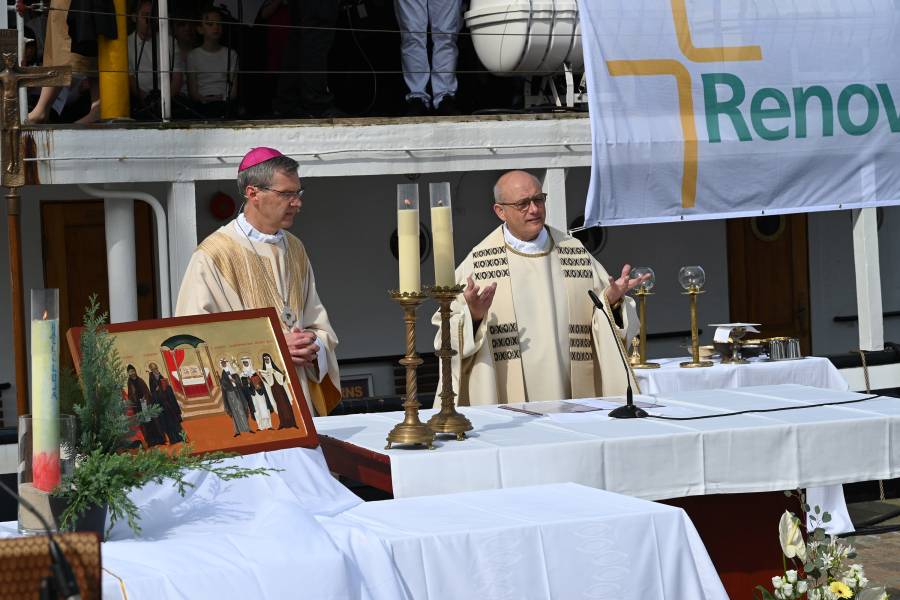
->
[[11, 0, 546, 122]]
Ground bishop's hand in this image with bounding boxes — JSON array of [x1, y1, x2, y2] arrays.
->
[[464, 275, 497, 323], [286, 327, 319, 368], [605, 264, 650, 307]]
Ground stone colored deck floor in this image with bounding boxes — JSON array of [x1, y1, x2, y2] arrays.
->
[[847, 531, 900, 596]]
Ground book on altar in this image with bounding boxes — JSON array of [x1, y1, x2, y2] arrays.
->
[[498, 397, 665, 416]]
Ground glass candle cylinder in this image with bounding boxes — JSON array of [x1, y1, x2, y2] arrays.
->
[[429, 182, 456, 287], [18, 414, 76, 534], [397, 184, 421, 293]]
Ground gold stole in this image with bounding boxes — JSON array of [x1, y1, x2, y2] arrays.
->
[[468, 226, 599, 404], [199, 228, 308, 317]]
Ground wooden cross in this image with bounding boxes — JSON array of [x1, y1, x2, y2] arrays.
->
[[0, 29, 70, 417], [0, 29, 70, 187]]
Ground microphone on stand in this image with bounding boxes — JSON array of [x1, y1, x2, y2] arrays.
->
[[0, 478, 82, 600], [588, 289, 647, 419]]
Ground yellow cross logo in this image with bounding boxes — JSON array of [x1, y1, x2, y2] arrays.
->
[[606, 0, 762, 208]]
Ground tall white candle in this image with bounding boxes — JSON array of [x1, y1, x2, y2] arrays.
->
[[31, 289, 60, 493], [397, 184, 421, 293], [429, 182, 456, 287]]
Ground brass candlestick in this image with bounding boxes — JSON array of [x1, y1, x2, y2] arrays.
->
[[426, 284, 473, 441], [632, 288, 659, 369], [385, 291, 435, 449], [680, 286, 713, 368]]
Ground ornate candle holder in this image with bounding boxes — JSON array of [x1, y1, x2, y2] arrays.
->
[[679, 266, 713, 368], [385, 291, 435, 450], [425, 284, 473, 441], [629, 267, 659, 369]]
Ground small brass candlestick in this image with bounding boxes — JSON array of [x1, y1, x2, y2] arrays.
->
[[385, 290, 435, 449], [678, 265, 713, 368], [680, 286, 713, 368], [425, 284, 473, 441], [632, 287, 660, 369]]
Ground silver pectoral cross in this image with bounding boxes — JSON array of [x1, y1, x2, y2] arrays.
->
[[281, 305, 298, 329]]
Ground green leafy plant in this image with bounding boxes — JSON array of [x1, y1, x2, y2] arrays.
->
[[55, 296, 273, 535]]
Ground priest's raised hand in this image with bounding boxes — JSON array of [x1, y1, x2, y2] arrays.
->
[[464, 275, 497, 324], [605, 264, 650, 307]]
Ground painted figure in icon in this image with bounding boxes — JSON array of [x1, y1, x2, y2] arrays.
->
[[148, 362, 185, 444], [127, 364, 164, 446], [248, 374, 274, 431], [218, 357, 252, 437], [232, 357, 256, 421], [258, 353, 297, 429]]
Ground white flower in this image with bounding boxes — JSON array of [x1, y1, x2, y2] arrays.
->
[[786, 570, 798, 583], [797, 580, 809, 594], [782, 583, 794, 597], [858, 576, 868, 588], [773, 576, 784, 588], [778, 511, 808, 561]]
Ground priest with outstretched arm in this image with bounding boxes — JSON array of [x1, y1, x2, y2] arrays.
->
[[434, 170, 649, 406]]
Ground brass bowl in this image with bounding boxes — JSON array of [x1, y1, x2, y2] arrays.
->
[[699, 345, 717, 359]]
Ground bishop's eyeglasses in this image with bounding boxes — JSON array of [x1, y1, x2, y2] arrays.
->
[[256, 186, 305, 203], [495, 193, 548, 213]]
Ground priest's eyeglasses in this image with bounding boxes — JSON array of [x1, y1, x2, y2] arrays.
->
[[256, 186, 305, 203], [495, 193, 548, 213]]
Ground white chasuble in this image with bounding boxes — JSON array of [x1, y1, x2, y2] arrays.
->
[[433, 225, 640, 406], [175, 221, 341, 416]]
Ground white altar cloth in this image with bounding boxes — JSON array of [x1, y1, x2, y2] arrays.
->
[[634, 356, 848, 395], [0, 448, 727, 600], [314, 384, 900, 501], [328, 483, 727, 600], [634, 356, 853, 533]]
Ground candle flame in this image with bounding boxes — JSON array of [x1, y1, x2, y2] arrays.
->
[[437, 200, 444, 206], [403, 198, 412, 207], [42, 309, 49, 320]]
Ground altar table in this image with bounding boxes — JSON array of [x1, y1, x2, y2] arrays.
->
[[634, 355, 847, 395], [0, 448, 727, 600], [635, 355, 854, 533]]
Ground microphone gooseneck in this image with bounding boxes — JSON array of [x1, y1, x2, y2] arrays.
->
[[587, 290, 647, 419], [0, 478, 82, 600]]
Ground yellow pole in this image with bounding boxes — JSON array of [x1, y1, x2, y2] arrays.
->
[[97, 0, 129, 120]]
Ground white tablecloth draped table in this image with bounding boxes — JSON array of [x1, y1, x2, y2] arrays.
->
[[635, 356, 854, 533], [634, 356, 848, 395], [314, 384, 900, 502], [0, 448, 727, 600]]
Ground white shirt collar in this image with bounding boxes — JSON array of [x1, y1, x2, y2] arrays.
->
[[236, 213, 284, 245], [503, 224, 550, 254]]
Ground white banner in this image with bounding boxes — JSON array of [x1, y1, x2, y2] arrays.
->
[[581, 0, 900, 226]]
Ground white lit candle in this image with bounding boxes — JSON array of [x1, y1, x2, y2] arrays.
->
[[397, 184, 421, 293], [429, 182, 456, 287], [30, 289, 60, 493]]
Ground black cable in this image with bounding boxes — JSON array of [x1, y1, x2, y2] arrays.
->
[[645, 394, 887, 421]]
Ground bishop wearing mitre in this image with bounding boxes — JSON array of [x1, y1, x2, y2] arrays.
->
[[176, 147, 341, 416]]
